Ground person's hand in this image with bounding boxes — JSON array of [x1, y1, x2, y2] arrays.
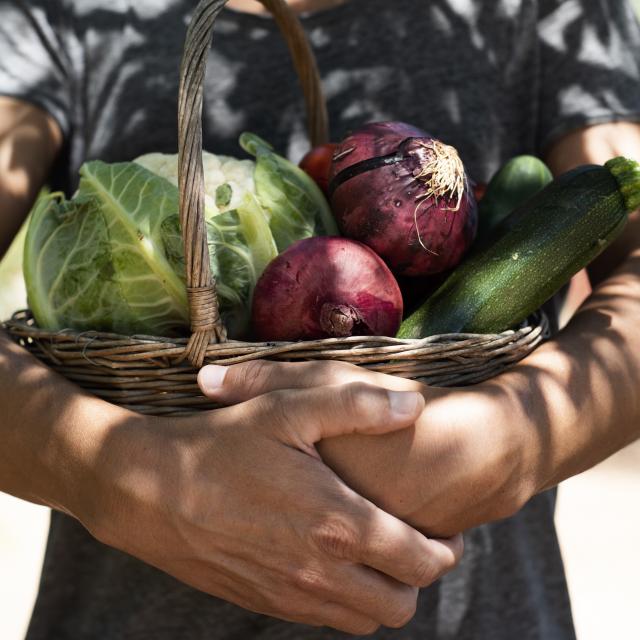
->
[[79, 368, 463, 635], [197, 359, 540, 538]]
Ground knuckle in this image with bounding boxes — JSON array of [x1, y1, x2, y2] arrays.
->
[[258, 389, 291, 428], [411, 555, 439, 587], [288, 566, 327, 595], [350, 621, 380, 636], [341, 382, 384, 422], [236, 359, 271, 395], [323, 360, 365, 384], [307, 359, 351, 384], [309, 516, 359, 560], [384, 598, 418, 629]]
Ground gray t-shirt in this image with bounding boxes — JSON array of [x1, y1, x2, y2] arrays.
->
[[2, 1, 640, 638]]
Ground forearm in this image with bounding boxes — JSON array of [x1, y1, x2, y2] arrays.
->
[[493, 123, 640, 486], [317, 389, 502, 534], [0, 97, 116, 515], [318, 255, 640, 531], [0, 331, 141, 517], [546, 121, 640, 284], [507, 252, 640, 491]]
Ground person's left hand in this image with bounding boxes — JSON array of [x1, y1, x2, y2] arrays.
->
[[198, 359, 540, 537]]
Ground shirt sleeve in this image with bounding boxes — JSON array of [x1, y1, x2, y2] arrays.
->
[[0, 0, 71, 139], [537, 0, 640, 154]]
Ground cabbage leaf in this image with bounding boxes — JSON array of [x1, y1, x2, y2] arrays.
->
[[239, 132, 339, 251], [24, 161, 189, 336]]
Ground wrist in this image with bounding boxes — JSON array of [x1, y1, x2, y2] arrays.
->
[[497, 344, 585, 497], [472, 381, 542, 515], [509, 403, 547, 505], [72, 405, 164, 545], [46, 395, 151, 528]]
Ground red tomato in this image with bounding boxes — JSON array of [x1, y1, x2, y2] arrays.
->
[[299, 143, 337, 196], [473, 181, 487, 202]]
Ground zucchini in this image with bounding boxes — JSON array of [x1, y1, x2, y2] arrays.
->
[[477, 155, 553, 239], [397, 157, 640, 338]]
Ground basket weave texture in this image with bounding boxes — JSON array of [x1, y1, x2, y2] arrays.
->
[[3, 0, 549, 416]]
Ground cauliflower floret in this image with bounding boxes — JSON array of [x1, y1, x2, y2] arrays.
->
[[134, 151, 256, 216], [134, 153, 176, 183]]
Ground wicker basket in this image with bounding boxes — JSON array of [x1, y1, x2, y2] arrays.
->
[[3, 0, 549, 416]]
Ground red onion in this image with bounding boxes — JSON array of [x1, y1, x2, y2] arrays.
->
[[251, 237, 403, 341], [329, 121, 478, 277]]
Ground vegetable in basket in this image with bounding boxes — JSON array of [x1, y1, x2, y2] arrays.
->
[[298, 142, 337, 196], [477, 155, 553, 240], [329, 121, 478, 277], [397, 157, 640, 338], [23, 135, 337, 339], [251, 237, 403, 341], [239, 133, 338, 251]]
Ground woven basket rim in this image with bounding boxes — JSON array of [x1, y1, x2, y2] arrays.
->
[[4, 308, 548, 348], [0, 307, 548, 348]]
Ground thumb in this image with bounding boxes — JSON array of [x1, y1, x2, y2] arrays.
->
[[248, 383, 425, 454], [197, 359, 425, 406]]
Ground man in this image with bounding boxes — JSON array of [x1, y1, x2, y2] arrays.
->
[[1, 0, 640, 638]]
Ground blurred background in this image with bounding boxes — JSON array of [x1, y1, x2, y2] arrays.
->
[[3, 1, 640, 636]]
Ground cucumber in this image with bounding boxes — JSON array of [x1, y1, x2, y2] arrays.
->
[[397, 157, 640, 338], [477, 155, 553, 239]]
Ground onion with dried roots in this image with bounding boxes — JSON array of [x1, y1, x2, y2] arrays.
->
[[329, 121, 478, 276]]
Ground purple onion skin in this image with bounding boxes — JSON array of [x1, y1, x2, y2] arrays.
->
[[330, 121, 478, 277], [251, 237, 403, 342]]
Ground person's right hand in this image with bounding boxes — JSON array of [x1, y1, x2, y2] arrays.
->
[[79, 374, 462, 635]]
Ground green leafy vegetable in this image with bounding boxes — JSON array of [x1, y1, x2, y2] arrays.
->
[[161, 193, 277, 336], [24, 162, 189, 336], [239, 132, 339, 251]]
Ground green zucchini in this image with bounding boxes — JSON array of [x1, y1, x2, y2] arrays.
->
[[477, 155, 553, 240], [397, 157, 640, 338]]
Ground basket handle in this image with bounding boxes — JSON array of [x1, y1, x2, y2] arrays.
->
[[177, 0, 329, 367]]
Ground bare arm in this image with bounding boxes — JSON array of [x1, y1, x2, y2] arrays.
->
[[0, 97, 112, 512], [0, 97, 151, 516], [0, 97, 61, 258], [201, 122, 640, 537], [323, 123, 640, 533]]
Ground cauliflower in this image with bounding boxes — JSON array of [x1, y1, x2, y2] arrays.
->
[[134, 151, 256, 217]]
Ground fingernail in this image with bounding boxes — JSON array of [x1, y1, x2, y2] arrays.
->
[[388, 391, 423, 419], [198, 365, 228, 394]]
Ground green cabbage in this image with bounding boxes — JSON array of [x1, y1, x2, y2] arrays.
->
[[24, 161, 190, 336], [160, 193, 277, 336], [24, 134, 335, 338], [239, 132, 339, 250]]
